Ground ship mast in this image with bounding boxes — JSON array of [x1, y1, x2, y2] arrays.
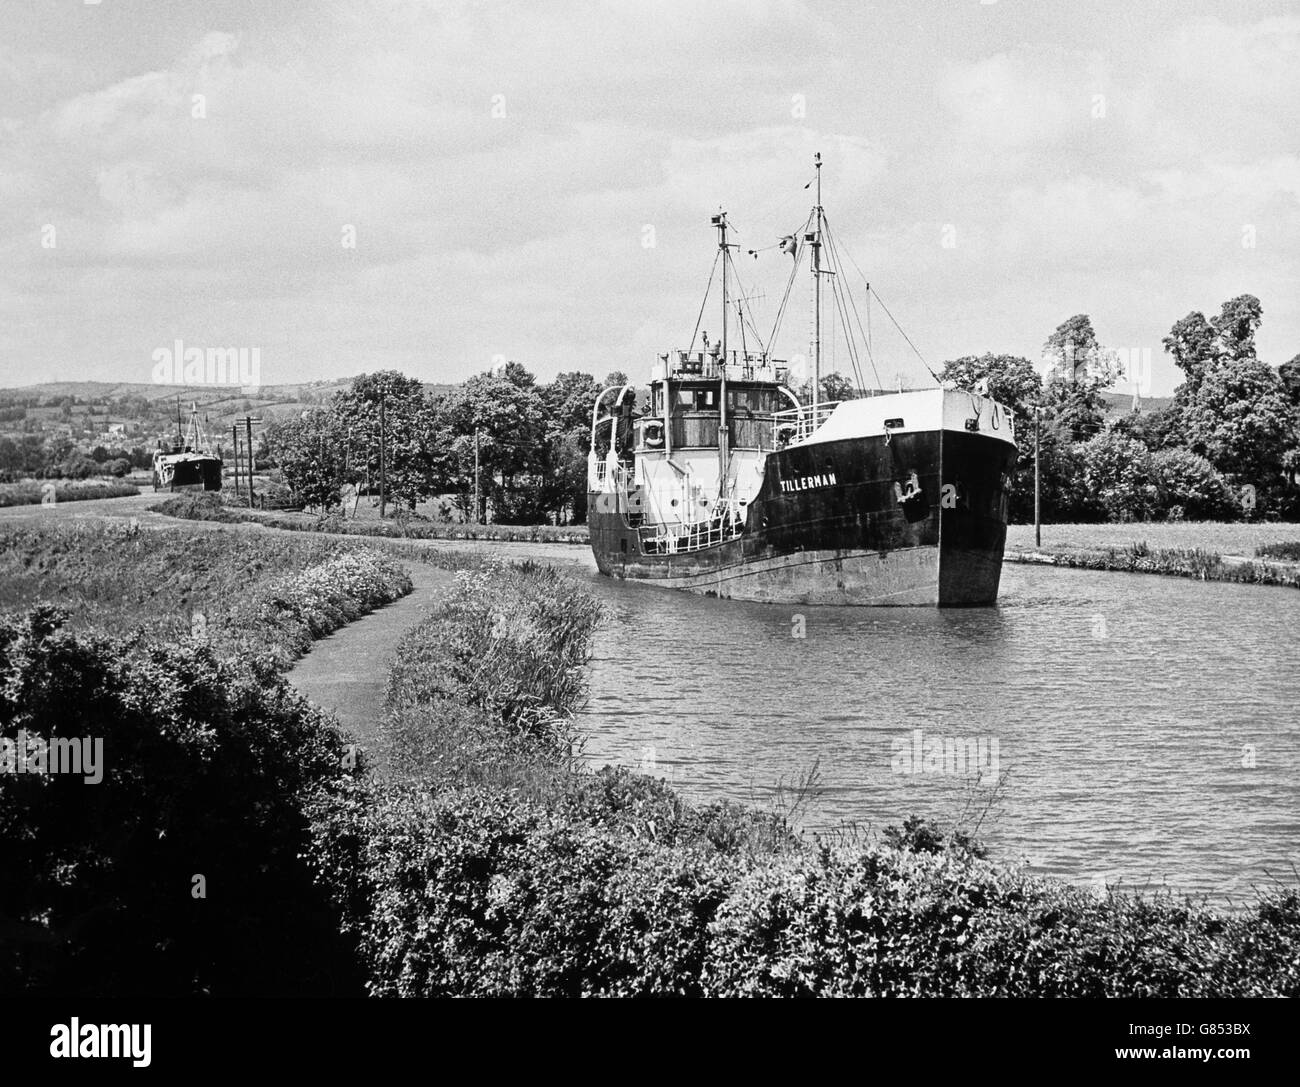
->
[[714, 210, 731, 491], [811, 151, 823, 416]]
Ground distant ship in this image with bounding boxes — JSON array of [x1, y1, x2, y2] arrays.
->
[[152, 402, 222, 492], [587, 154, 1017, 605]]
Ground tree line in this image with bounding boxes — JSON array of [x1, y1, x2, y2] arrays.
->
[[268, 292, 1300, 525], [938, 294, 1299, 522], [267, 365, 627, 523]]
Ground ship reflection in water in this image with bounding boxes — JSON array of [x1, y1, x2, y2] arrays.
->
[[578, 561, 1300, 904]]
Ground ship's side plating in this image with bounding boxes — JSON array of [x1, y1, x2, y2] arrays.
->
[[588, 387, 1016, 606]]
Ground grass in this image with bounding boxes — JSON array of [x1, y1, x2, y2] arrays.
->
[[152, 492, 591, 543], [1008, 521, 1300, 556], [0, 521, 413, 667], [0, 480, 139, 507]]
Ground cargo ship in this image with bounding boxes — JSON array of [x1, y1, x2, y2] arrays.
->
[[586, 155, 1017, 605], [152, 402, 222, 492]]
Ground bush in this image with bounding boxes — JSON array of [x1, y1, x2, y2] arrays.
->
[[0, 481, 139, 507], [307, 778, 1300, 997], [151, 492, 240, 522], [1257, 540, 1300, 561], [1079, 431, 1159, 522], [1152, 448, 1237, 521], [0, 608, 362, 996]]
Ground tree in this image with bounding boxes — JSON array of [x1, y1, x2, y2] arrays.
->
[[1181, 357, 1293, 495], [1277, 354, 1300, 409], [1042, 316, 1118, 442], [440, 367, 548, 522], [1211, 293, 1262, 362], [540, 372, 602, 523], [1151, 448, 1236, 521], [1042, 314, 1103, 383], [1163, 311, 1218, 405], [1110, 406, 1185, 453], [266, 411, 347, 511], [330, 371, 445, 511], [1079, 432, 1159, 522]]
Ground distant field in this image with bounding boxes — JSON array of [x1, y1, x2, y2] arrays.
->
[[1008, 522, 1300, 557], [0, 479, 139, 507]]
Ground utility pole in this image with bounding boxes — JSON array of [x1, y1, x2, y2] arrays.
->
[[378, 392, 387, 519], [235, 415, 262, 508], [230, 424, 241, 501], [1034, 406, 1042, 548], [473, 426, 481, 524]]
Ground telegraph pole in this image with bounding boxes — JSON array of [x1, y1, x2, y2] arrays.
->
[[230, 424, 241, 501], [235, 415, 262, 508], [1034, 406, 1042, 548], [473, 427, 481, 524], [378, 392, 387, 519]]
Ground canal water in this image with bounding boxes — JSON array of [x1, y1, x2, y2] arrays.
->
[[576, 563, 1300, 903]]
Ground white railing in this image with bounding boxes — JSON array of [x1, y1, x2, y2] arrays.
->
[[772, 401, 840, 444], [588, 456, 636, 493], [638, 498, 746, 555]]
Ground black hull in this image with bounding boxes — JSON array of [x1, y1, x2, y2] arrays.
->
[[153, 457, 223, 492], [588, 430, 1015, 606]]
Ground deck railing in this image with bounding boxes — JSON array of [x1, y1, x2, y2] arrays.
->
[[771, 401, 840, 444], [638, 499, 746, 555]]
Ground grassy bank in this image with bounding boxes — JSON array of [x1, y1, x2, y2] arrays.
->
[[306, 558, 1300, 997], [0, 522, 421, 995], [1007, 537, 1300, 589], [153, 492, 590, 544], [0, 480, 139, 507], [1007, 521, 1300, 555], [0, 522, 414, 668]]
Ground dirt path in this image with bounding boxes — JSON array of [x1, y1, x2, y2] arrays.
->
[[285, 564, 455, 769]]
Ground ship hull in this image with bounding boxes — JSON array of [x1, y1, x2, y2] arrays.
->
[[588, 429, 1015, 606], [152, 456, 223, 492]]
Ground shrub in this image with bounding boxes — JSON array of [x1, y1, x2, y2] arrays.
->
[[0, 480, 139, 507], [0, 608, 362, 996], [1079, 432, 1159, 522], [1257, 541, 1300, 561], [1151, 448, 1237, 521], [151, 492, 240, 522]]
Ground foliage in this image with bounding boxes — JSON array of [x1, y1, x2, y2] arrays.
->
[[939, 353, 1042, 452], [1256, 541, 1300, 561], [0, 480, 139, 507], [1109, 406, 1185, 453], [0, 522, 412, 666], [0, 608, 361, 996], [1181, 356, 1293, 497], [1009, 542, 1300, 589], [265, 409, 348, 511], [303, 557, 1300, 998], [1151, 448, 1237, 521], [151, 492, 241, 522]]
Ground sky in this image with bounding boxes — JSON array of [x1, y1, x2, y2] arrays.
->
[[1, 0, 1298, 396]]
